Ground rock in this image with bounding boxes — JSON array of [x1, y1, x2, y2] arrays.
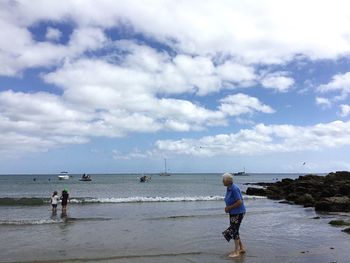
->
[[342, 227, 350, 234], [295, 193, 315, 207], [326, 171, 350, 181], [281, 178, 294, 184], [339, 184, 350, 195], [246, 187, 267, 196], [265, 187, 284, 200], [328, 220, 350, 226], [298, 174, 323, 181], [245, 171, 350, 212], [279, 200, 294, 205], [315, 197, 350, 212], [286, 193, 299, 202]]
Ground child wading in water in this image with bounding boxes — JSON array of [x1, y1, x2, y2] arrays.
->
[[50, 191, 59, 213], [60, 189, 69, 212]]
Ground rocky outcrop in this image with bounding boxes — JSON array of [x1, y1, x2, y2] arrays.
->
[[245, 171, 350, 212]]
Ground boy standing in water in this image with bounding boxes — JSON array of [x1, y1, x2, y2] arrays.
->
[[50, 191, 59, 213], [60, 189, 69, 212]]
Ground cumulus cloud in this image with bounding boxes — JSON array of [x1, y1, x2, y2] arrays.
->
[[260, 72, 295, 92], [0, 22, 107, 76], [315, 97, 331, 108], [153, 120, 350, 157], [219, 93, 275, 116], [0, 84, 272, 158], [1, 0, 350, 76], [339, 104, 350, 117], [317, 72, 350, 101], [45, 27, 62, 41], [2, 0, 350, 161]]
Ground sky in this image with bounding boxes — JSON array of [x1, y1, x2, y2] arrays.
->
[[1, 0, 350, 174]]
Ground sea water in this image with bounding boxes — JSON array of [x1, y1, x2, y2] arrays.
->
[[0, 173, 349, 263]]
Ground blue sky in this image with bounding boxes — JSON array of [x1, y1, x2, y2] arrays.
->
[[1, 0, 350, 174]]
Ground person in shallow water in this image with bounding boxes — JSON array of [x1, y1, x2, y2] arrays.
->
[[60, 189, 69, 212], [50, 191, 59, 213], [222, 172, 246, 258]]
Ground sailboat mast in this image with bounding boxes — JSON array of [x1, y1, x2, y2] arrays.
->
[[164, 158, 167, 173]]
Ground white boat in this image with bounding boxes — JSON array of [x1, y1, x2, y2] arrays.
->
[[233, 167, 249, 176], [58, 172, 70, 180]]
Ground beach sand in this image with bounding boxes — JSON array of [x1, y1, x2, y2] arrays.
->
[[1, 198, 349, 263]]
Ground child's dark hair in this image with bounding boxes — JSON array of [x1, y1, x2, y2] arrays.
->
[[52, 191, 57, 197]]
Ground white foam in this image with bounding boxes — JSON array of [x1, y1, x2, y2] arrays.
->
[[69, 195, 266, 204], [69, 196, 225, 204], [243, 195, 267, 200], [0, 219, 61, 225]]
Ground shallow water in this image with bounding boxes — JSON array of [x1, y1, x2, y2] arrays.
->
[[0, 173, 348, 263]]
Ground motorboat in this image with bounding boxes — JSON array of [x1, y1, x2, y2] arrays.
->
[[139, 175, 151, 182], [233, 167, 249, 176], [79, 174, 92, 181], [58, 172, 70, 180]]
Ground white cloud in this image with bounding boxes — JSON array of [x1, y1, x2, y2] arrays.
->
[[339, 104, 350, 117], [315, 97, 331, 108], [317, 72, 350, 101], [219, 93, 275, 116], [260, 72, 295, 92], [215, 61, 257, 87], [153, 120, 350, 157], [0, 22, 107, 76], [45, 27, 62, 41], [3, 0, 350, 162], [0, 75, 273, 158], [1, 0, 350, 76]]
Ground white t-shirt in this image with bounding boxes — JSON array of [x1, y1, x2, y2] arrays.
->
[[51, 195, 59, 205]]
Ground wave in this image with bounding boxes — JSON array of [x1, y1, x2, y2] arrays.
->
[[70, 196, 225, 204], [0, 217, 112, 226], [0, 197, 47, 206], [0, 195, 265, 206], [70, 195, 265, 204], [0, 219, 61, 226]]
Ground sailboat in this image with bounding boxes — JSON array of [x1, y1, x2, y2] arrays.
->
[[159, 158, 171, 176]]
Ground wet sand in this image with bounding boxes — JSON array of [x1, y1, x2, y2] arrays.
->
[[1, 198, 349, 263]]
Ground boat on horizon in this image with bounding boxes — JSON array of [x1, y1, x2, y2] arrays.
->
[[159, 158, 171, 176], [233, 167, 249, 176], [58, 171, 70, 180], [79, 173, 92, 181]]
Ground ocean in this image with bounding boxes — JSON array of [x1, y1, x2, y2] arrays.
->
[[0, 173, 349, 263]]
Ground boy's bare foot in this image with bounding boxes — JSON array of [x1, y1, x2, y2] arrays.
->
[[239, 248, 246, 254], [228, 251, 241, 258]]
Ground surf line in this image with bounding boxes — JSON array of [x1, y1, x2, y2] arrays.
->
[[9, 251, 204, 263]]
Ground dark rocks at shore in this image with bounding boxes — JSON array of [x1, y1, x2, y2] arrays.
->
[[342, 227, 350, 234], [246, 187, 268, 196], [245, 171, 350, 212], [329, 220, 350, 235], [328, 220, 350, 226]]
